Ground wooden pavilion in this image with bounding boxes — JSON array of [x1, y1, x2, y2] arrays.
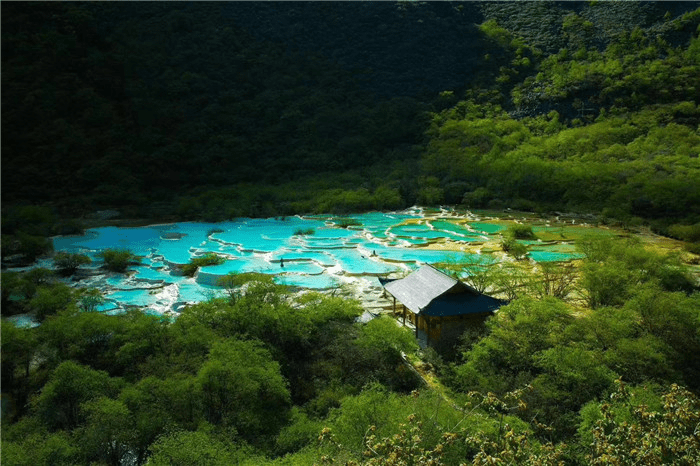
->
[[382, 265, 504, 350]]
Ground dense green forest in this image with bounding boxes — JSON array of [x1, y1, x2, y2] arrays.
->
[[2, 240, 699, 464], [3, 2, 700, 465], [2, 2, 699, 226]]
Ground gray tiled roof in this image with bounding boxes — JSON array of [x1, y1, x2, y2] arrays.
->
[[384, 265, 468, 314]]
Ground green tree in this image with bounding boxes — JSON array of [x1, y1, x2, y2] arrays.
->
[[579, 238, 696, 308], [1, 205, 56, 237], [181, 253, 225, 277], [16, 267, 55, 300], [77, 397, 134, 466], [321, 386, 538, 465], [140, 315, 217, 379], [275, 407, 325, 455], [99, 248, 140, 273], [624, 285, 700, 389], [583, 266, 631, 306], [1, 424, 78, 466], [120, 375, 202, 462], [1, 271, 22, 313], [216, 272, 274, 304], [529, 344, 617, 437], [504, 224, 536, 240], [350, 316, 422, 391], [501, 237, 528, 260], [10, 232, 54, 263], [491, 263, 528, 300], [31, 361, 123, 430], [1, 320, 37, 406], [29, 283, 77, 321], [355, 316, 419, 368], [440, 257, 496, 294], [453, 297, 573, 394], [76, 287, 104, 312], [587, 380, 700, 465], [147, 428, 248, 466], [532, 262, 578, 300], [52, 251, 92, 276], [578, 305, 677, 384], [326, 384, 408, 456], [23, 267, 55, 286], [196, 339, 291, 441]]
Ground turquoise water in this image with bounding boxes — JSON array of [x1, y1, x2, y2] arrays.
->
[[528, 243, 583, 262], [276, 273, 340, 289], [528, 250, 584, 262], [44, 210, 584, 316], [389, 224, 452, 240], [270, 250, 336, 267], [468, 222, 507, 234], [5, 314, 40, 329], [429, 220, 487, 242]]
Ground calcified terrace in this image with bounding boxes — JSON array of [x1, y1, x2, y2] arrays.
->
[[42, 208, 594, 317]]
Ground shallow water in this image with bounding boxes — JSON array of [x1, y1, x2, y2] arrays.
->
[[38, 209, 588, 319]]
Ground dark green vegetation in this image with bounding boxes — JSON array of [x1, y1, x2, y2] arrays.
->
[[1, 275, 424, 465], [180, 253, 226, 277], [2, 238, 699, 465], [2, 2, 700, 464], [293, 228, 316, 237], [1, 266, 104, 322], [2, 2, 699, 233], [53, 252, 92, 277], [98, 249, 141, 273], [500, 224, 536, 259]]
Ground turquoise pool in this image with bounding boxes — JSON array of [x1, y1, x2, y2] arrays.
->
[[43, 209, 586, 316]]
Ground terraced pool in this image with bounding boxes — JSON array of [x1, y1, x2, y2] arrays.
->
[[43, 209, 595, 317]]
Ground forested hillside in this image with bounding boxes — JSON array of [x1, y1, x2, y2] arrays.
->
[[2, 1, 699, 229], [422, 5, 700, 229]]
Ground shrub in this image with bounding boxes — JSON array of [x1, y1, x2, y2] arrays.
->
[[294, 228, 315, 236], [335, 218, 361, 229], [181, 253, 225, 277], [501, 237, 529, 260], [53, 252, 92, 276], [2, 232, 54, 263], [505, 224, 537, 239], [99, 249, 140, 273], [30, 284, 77, 321], [668, 223, 700, 242]]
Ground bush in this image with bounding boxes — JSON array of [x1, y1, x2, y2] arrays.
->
[[685, 242, 700, 254], [501, 237, 529, 260], [293, 228, 315, 236], [147, 429, 246, 466], [30, 284, 77, 321], [275, 408, 324, 455], [99, 249, 140, 273], [181, 253, 225, 277], [505, 224, 537, 239], [334, 218, 361, 229], [2, 232, 53, 263], [53, 252, 92, 276], [668, 223, 700, 242]]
